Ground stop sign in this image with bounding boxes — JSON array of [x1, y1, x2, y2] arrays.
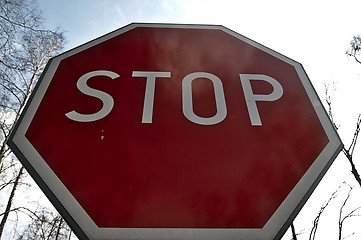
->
[[8, 23, 342, 240]]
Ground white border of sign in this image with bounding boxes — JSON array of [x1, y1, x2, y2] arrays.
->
[[8, 23, 342, 240]]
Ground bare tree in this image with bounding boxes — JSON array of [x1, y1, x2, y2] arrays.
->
[[14, 207, 73, 240], [300, 35, 361, 239], [309, 183, 341, 240], [324, 82, 361, 188], [338, 185, 361, 240], [346, 35, 361, 64], [306, 182, 361, 240], [286, 36, 361, 240], [343, 35, 361, 187], [0, 166, 24, 236], [343, 35, 361, 186], [0, 0, 67, 238]]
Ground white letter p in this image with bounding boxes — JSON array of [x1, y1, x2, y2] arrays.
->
[[240, 74, 283, 126]]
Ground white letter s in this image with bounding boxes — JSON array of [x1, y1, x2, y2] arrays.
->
[[65, 70, 119, 122]]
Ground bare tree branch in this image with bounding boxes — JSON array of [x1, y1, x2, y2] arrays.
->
[[338, 186, 361, 240], [0, 1, 69, 238], [348, 114, 361, 156], [0, 166, 24, 238], [291, 222, 298, 240], [309, 184, 341, 240], [324, 82, 338, 129], [342, 115, 361, 188], [324, 85, 361, 187], [346, 35, 361, 64]]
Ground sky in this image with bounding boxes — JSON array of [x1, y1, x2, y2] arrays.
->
[[36, 0, 361, 118], [30, 0, 361, 239]]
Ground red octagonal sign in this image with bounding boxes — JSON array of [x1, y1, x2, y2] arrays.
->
[[9, 23, 342, 240]]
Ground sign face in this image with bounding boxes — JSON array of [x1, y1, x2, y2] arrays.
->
[[8, 23, 342, 240]]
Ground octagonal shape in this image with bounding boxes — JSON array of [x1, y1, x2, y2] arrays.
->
[[8, 23, 342, 240]]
